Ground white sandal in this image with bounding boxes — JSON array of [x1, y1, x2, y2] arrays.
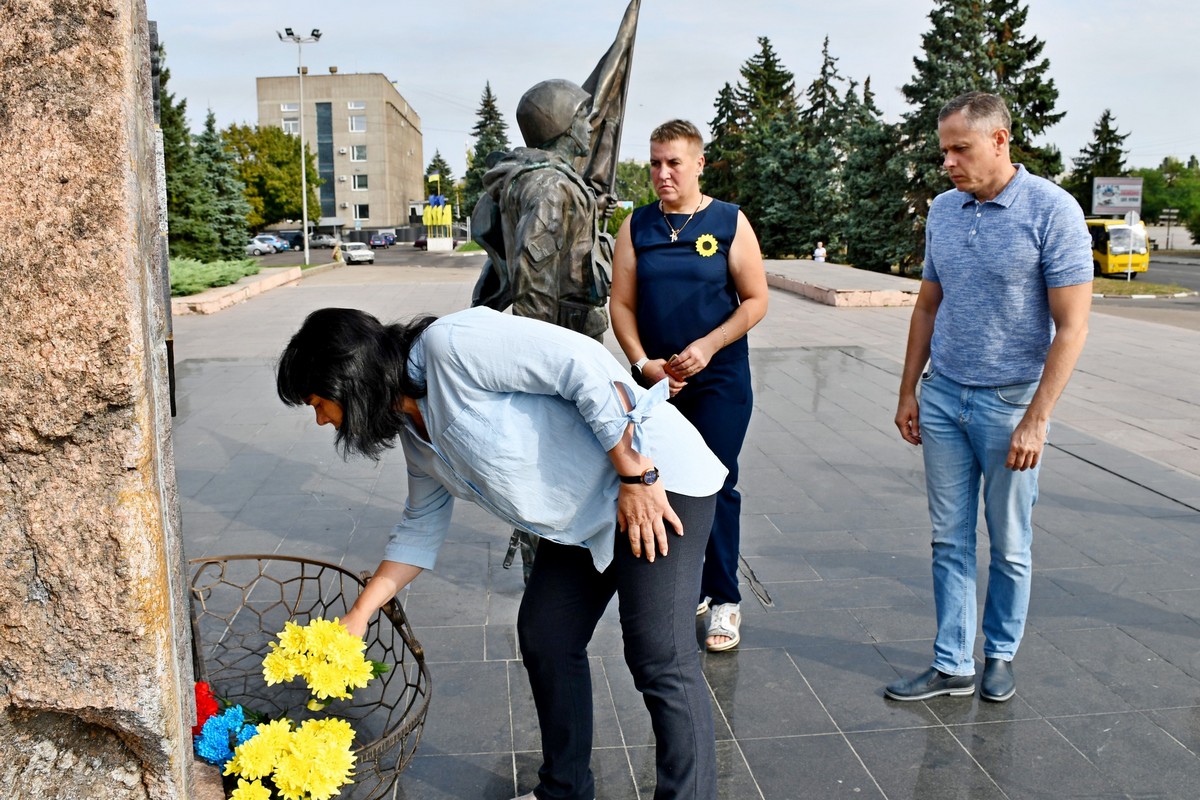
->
[[706, 603, 741, 652], [696, 597, 711, 616]]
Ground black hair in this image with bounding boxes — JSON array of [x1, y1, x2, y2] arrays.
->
[[276, 307, 437, 459]]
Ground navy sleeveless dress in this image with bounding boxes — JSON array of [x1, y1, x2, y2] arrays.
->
[[629, 198, 752, 607]]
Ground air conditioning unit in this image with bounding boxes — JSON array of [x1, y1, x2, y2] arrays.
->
[[339, 202, 349, 209], [337, 175, 348, 182], [338, 147, 348, 154]]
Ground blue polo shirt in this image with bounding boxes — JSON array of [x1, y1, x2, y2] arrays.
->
[[923, 165, 1092, 387]]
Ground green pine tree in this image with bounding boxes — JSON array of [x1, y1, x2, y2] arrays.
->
[[702, 82, 743, 203], [712, 36, 800, 247], [838, 79, 914, 272], [799, 36, 849, 145], [194, 110, 251, 259], [1061, 109, 1129, 211], [739, 108, 834, 258], [463, 82, 511, 215], [734, 37, 798, 128], [159, 43, 220, 261]]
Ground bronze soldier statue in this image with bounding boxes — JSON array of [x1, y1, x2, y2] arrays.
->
[[470, 79, 613, 340]]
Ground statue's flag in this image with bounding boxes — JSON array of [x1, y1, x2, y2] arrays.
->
[[581, 0, 640, 201]]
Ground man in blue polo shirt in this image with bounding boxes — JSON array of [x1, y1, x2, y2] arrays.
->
[[887, 92, 1093, 703]]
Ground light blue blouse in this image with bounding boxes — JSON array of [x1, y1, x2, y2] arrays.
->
[[382, 307, 727, 573]]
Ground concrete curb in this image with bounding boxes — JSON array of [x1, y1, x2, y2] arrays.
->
[[766, 271, 918, 307], [764, 261, 919, 307], [171, 266, 305, 316], [1092, 291, 1198, 300]]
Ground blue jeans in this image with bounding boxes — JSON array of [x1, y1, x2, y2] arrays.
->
[[919, 370, 1042, 676]]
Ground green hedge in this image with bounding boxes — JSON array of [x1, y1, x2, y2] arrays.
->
[[170, 258, 262, 297]]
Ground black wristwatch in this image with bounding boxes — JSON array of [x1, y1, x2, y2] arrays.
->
[[619, 467, 660, 485]]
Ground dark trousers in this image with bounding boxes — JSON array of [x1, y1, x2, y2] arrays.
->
[[671, 357, 752, 606], [517, 492, 718, 800]]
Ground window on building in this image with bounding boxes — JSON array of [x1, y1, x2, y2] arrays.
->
[[347, 100, 365, 110], [353, 204, 370, 220], [352, 175, 368, 191], [280, 102, 299, 112], [281, 117, 300, 135], [349, 115, 366, 132], [351, 145, 367, 161]]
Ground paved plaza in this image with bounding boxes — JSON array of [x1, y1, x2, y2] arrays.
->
[[173, 258, 1200, 799]]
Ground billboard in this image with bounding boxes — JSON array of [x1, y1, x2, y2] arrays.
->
[[1091, 177, 1143, 215]]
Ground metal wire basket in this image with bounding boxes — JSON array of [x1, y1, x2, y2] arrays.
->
[[189, 555, 431, 799]]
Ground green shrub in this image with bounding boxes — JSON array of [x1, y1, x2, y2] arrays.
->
[[170, 257, 262, 297]]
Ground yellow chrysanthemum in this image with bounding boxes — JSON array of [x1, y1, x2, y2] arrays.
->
[[275, 620, 309, 654], [302, 617, 346, 654], [230, 778, 272, 800], [262, 648, 305, 686], [306, 660, 354, 700], [264, 617, 378, 701], [338, 654, 376, 691], [302, 716, 356, 747], [226, 719, 293, 780], [695, 233, 719, 257], [322, 629, 368, 668], [284, 719, 356, 800]]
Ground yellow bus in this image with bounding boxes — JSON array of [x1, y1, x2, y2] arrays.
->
[[1086, 218, 1149, 278]]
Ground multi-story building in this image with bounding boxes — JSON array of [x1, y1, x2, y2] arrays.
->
[[257, 70, 423, 233]]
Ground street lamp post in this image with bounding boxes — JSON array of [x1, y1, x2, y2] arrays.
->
[[277, 27, 322, 266]]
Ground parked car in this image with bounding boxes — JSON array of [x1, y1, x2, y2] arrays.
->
[[369, 233, 391, 249], [250, 235, 279, 253], [413, 236, 459, 251], [278, 231, 305, 249], [310, 234, 339, 248], [245, 240, 271, 256], [264, 234, 290, 251], [341, 242, 375, 264]]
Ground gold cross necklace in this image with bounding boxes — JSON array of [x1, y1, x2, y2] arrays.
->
[[660, 197, 704, 242]]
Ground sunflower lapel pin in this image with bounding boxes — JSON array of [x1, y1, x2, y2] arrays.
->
[[695, 233, 718, 257]]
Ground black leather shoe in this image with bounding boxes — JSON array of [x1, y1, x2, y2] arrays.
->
[[980, 657, 1015, 702], [885, 667, 975, 701]]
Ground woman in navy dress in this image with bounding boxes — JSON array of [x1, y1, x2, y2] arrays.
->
[[610, 119, 768, 651]]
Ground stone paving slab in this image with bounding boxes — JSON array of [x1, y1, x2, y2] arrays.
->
[[171, 263, 1200, 799]]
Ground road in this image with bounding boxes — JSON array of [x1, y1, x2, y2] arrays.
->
[[1145, 255, 1200, 291], [1091, 253, 1200, 331], [250, 242, 484, 271]]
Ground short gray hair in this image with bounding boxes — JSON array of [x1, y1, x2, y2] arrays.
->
[[938, 92, 1011, 133]]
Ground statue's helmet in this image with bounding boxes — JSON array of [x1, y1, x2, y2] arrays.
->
[[516, 79, 591, 149]]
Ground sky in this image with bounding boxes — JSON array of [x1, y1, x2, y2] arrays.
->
[[149, 0, 1199, 181]]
